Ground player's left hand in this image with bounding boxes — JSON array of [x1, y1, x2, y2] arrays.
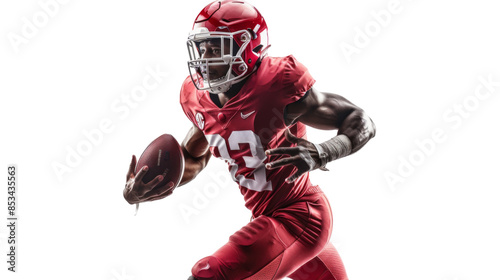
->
[[265, 129, 325, 183]]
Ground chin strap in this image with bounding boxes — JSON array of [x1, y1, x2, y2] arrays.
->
[[313, 134, 352, 171], [207, 60, 262, 94], [208, 81, 232, 94]]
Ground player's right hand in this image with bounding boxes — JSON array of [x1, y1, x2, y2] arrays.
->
[[123, 155, 175, 204]]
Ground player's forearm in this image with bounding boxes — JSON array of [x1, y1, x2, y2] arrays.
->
[[337, 109, 376, 154], [313, 110, 375, 169], [179, 147, 211, 186]]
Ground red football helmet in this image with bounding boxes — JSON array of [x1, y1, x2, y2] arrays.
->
[[187, 0, 270, 94]]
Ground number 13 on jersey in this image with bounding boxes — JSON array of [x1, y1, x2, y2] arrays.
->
[[205, 130, 272, 192]]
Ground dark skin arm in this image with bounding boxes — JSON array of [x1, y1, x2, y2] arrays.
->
[[285, 86, 376, 152], [179, 124, 212, 187], [266, 86, 376, 182], [123, 124, 211, 204]]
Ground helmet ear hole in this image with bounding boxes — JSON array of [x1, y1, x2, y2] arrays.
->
[[247, 28, 257, 40], [252, 45, 263, 53]]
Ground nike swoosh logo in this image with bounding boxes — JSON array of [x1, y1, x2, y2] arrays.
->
[[241, 110, 256, 119]]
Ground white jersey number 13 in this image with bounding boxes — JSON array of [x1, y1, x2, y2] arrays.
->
[[205, 130, 272, 192]]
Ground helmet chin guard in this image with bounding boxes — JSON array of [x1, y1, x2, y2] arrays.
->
[[187, 29, 251, 94]]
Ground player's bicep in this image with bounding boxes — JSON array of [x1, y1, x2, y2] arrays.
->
[[181, 124, 210, 158], [285, 87, 358, 130]]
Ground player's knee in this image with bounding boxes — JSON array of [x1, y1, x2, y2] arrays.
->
[[191, 256, 222, 280]]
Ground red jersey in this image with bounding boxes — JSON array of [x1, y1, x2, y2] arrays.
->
[[180, 55, 316, 217]]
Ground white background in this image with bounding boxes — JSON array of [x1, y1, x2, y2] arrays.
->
[[1, 0, 499, 279]]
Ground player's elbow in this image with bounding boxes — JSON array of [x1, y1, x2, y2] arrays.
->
[[198, 151, 211, 170], [178, 150, 211, 187], [339, 109, 376, 153], [343, 109, 375, 136], [358, 110, 376, 141]]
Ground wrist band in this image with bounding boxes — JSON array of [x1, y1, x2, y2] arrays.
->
[[312, 142, 330, 171], [316, 134, 352, 169]]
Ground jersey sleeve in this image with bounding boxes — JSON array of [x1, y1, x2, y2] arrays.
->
[[276, 55, 316, 126], [280, 55, 316, 104]]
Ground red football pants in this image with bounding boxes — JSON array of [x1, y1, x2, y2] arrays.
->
[[191, 187, 348, 280]]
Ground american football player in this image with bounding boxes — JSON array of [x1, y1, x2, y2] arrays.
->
[[124, 1, 376, 279]]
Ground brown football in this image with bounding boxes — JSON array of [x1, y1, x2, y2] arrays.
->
[[135, 134, 185, 188]]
